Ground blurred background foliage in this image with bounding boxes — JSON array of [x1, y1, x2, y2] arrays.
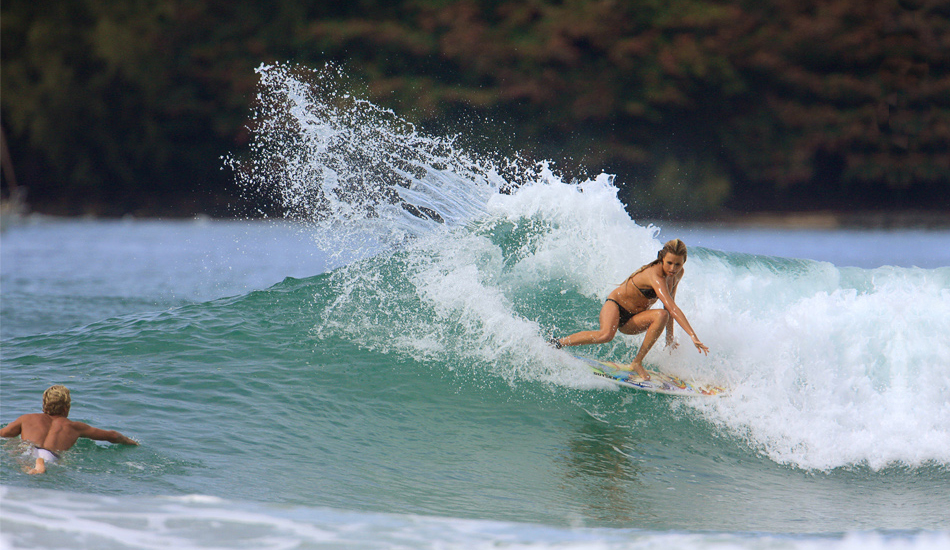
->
[[2, 0, 948, 218]]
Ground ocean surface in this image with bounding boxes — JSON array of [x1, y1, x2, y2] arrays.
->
[[2, 63, 949, 549]]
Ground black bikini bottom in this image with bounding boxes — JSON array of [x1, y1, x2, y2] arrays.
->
[[605, 298, 634, 327]]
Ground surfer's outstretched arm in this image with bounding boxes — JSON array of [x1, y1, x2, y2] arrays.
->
[[654, 277, 708, 356], [664, 280, 678, 348]]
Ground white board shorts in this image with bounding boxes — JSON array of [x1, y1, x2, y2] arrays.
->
[[31, 447, 60, 464]]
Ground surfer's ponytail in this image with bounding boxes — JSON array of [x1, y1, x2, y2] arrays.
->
[[630, 239, 688, 278]]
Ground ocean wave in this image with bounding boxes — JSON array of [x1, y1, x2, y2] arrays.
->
[[222, 62, 950, 471]]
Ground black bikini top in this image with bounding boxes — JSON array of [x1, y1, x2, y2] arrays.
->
[[636, 285, 657, 300]]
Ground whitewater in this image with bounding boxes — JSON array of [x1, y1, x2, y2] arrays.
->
[[230, 62, 950, 471], [2, 62, 948, 549]]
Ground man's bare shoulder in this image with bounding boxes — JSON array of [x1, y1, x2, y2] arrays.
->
[[50, 416, 83, 425], [49, 416, 94, 433], [17, 413, 53, 429], [2, 413, 53, 444]]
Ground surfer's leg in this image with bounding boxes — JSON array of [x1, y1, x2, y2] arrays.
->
[[617, 309, 670, 379], [557, 301, 620, 347]]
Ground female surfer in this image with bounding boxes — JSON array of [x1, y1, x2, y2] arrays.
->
[[550, 239, 709, 380]]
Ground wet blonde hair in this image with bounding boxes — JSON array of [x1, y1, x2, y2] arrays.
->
[[630, 239, 688, 278], [42, 385, 71, 416]]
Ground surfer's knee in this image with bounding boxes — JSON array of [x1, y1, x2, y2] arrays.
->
[[644, 309, 669, 328]]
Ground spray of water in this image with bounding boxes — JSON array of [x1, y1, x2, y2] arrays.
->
[[228, 62, 950, 471], [227, 62, 540, 258]]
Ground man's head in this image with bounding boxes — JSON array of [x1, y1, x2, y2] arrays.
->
[[42, 385, 71, 416]]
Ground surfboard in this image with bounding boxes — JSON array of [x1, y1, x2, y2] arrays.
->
[[573, 355, 727, 397]]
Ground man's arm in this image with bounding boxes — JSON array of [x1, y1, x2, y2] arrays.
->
[[74, 422, 139, 445], [0, 417, 24, 438]]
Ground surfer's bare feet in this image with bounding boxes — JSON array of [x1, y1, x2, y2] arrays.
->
[[619, 361, 650, 380]]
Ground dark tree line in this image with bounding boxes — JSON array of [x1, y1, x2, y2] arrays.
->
[[2, 0, 947, 218]]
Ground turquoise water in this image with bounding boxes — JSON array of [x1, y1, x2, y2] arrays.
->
[[3, 217, 948, 548], [2, 63, 949, 548]]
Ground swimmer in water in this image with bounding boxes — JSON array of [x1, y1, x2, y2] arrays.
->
[[1, 385, 138, 474]]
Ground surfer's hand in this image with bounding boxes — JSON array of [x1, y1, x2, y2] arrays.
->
[[692, 337, 709, 355], [666, 338, 679, 351]]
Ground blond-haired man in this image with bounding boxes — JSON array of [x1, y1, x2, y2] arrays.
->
[[1, 385, 138, 474]]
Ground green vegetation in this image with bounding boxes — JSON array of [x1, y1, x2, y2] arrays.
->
[[2, 0, 947, 218]]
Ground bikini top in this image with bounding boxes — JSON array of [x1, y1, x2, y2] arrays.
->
[[636, 285, 657, 300], [626, 275, 658, 300]]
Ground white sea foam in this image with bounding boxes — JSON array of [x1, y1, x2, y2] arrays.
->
[[691, 257, 950, 470]]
